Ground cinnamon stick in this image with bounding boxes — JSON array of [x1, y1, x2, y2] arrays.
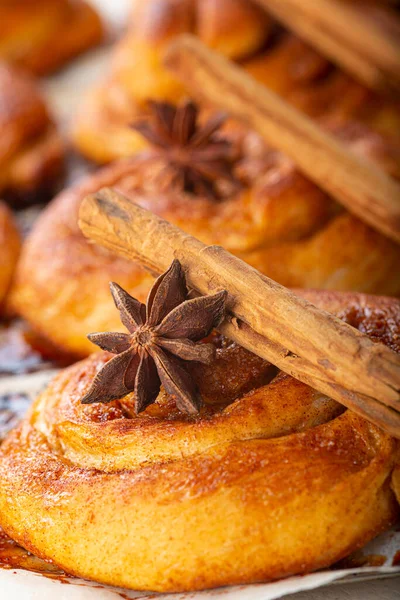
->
[[255, 0, 400, 95], [164, 35, 400, 246], [78, 187, 400, 438]]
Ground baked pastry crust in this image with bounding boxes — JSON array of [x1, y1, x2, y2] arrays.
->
[[0, 63, 64, 206], [73, 0, 271, 163], [0, 290, 398, 591], [0, 202, 20, 310], [72, 0, 400, 164], [10, 119, 400, 356], [0, 0, 103, 76]]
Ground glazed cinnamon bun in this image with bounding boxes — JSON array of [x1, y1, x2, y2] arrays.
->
[[0, 0, 103, 76], [9, 100, 400, 356], [72, 0, 400, 163], [0, 288, 398, 591], [0, 203, 20, 311], [0, 63, 64, 206]]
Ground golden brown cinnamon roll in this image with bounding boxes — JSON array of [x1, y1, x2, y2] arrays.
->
[[0, 203, 20, 311], [0, 0, 103, 76], [73, 0, 271, 163], [10, 101, 400, 356], [0, 63, 64, 206], [0, 289, 398, 591], [72, 0, 400, 163]]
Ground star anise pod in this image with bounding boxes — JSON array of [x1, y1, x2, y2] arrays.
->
[[131, 100, 240, 201], [81, 260, 227, 415]]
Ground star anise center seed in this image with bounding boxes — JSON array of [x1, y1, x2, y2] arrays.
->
[[132, 327, 155, 348]]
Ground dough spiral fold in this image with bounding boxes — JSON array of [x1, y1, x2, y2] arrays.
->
[[0, 290, 399, 591]]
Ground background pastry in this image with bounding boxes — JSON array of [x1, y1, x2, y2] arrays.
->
[[0, 0, 103, 76], [0, 288, 398, 591], [0, 62, 64, 207], [73, 0, 271, 162], [0, 202, 20, 311], [9, 101, 400, 356], [72, 0, 400, 163]]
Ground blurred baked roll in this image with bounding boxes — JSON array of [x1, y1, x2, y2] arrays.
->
[[0, 63, 64, 206], [73, 0, 272, 163], [0, 202, 20, 311], [10, 101, 400, 356], [0, 289, 398, 591], [0, 0, 103, 75], [72, 0, 400, 163]]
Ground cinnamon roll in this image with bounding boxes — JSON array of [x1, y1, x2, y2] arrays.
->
[[0, 0, 103, 76], [73, 0, 272, 163], [0, 63, 64, 207], [0, 289, 398, 591], [72, 0, 400, 163], [10, 101, 400, 356], [0, 203, 20, 311]]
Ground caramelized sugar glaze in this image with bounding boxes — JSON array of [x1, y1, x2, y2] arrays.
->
[[0, 291, 399, 591], [0, 0, 103, 76], [0, 529, 62, 575]]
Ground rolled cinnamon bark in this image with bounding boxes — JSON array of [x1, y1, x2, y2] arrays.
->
[[255, 0, 400, 95], [79, 187, 400, 438], [164, 35, 400, 245]]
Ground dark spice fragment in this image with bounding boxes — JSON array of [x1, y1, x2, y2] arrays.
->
[[131, 100, 240, 200]]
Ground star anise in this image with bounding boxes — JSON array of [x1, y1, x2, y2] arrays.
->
[[81, 260, 227, 415], [131, 100, 240, 200]]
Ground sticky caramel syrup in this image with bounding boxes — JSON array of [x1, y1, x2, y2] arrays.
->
[[0, 529, 64, 576]]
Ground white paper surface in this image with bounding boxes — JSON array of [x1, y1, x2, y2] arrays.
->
[[1, 568, 399, 600]]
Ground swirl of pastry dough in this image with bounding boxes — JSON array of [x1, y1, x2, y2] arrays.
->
[[0, 290, 398, 592]]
